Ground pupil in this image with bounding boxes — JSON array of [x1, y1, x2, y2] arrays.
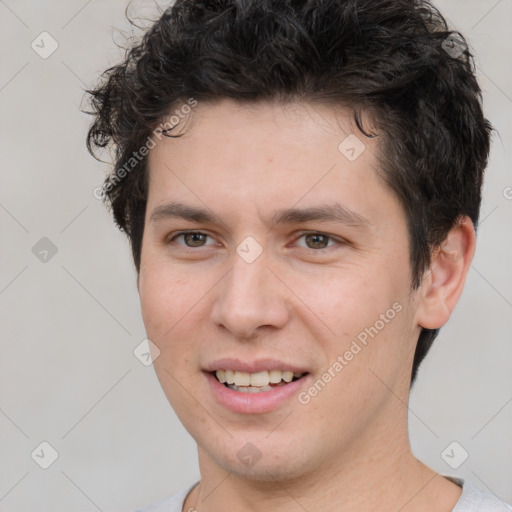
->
[[307, 234, 328, 249], [185, 233, 206, 247]]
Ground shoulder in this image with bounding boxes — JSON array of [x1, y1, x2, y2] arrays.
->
[[451, 478, 512, 512], [133, 481, 199, 512]]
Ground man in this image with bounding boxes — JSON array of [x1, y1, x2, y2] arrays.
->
[[86, 1, 510, 510]]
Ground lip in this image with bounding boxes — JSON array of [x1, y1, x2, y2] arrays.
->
[[204, 371, 311, 414], [203, 357, 310, 374]]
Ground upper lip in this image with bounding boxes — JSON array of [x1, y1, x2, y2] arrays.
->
[[203, 358, 309, 374]]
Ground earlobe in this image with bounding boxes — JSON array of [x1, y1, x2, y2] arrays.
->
[[416, 217, 476, 330]]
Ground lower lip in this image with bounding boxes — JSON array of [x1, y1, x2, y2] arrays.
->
[[204, 372, 311, 414]]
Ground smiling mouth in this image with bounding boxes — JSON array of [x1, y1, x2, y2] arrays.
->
[[211, 369, 308, 393]]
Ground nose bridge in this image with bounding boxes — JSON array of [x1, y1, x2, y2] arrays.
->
[[237, 260, 261, 297], [211, 250, 288, 337]]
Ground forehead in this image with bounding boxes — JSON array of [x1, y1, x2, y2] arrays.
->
[[145, 99, 398, 228], [150, 98, 375, 168]]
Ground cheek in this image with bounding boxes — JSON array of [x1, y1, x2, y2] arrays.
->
[[139, 269, 170, 334], [292, 262, 412, 382], [138, 261, 203, 403], [138, 258, 196, 340], [291, 265, 397, 335], [138, 257, 222, 376]]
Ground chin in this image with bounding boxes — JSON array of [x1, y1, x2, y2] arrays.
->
[[198, 432, 322, 483]]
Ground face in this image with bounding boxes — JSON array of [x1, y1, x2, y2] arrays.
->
[[138, 99, 423, 481]]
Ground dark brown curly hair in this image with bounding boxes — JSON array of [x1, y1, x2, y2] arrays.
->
[[85, 0, 492, 383]]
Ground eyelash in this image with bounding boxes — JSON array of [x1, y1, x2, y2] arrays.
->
[[167, 231, 344, 250]]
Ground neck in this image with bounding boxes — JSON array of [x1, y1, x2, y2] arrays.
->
[[184, 419, 461, 512]]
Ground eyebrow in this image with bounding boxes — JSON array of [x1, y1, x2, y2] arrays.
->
[[271, 203, 372, 227], [150, 202, 217, 224], [149, 201, 372, 228]]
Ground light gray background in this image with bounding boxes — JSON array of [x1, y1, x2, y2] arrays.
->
[[0, 1, 510, 510]]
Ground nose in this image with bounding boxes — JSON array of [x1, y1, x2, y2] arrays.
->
[[210, 251, 290, 339]]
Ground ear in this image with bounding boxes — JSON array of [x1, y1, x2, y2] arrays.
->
[[416, 217, 476, 330]]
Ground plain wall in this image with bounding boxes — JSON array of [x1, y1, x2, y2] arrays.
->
[[0, 1, 510, 510]]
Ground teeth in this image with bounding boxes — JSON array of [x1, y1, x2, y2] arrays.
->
[[229, 384, 274, 393], [268, 370, 282, 384], [216, 369, 227, 383], [234, 371, 251, 386], [214, 369, 305, 387], [282, 371, 293, 383], [250, 371, 269, 387]]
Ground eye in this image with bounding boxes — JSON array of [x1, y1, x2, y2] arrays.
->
[[294, 233, 340, 250], [169, 231, 217, 248]]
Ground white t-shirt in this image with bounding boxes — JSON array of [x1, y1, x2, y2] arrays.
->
[[135, 478, 512, 512]]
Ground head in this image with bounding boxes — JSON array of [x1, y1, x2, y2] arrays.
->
[[86, 0, 491, 481]]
